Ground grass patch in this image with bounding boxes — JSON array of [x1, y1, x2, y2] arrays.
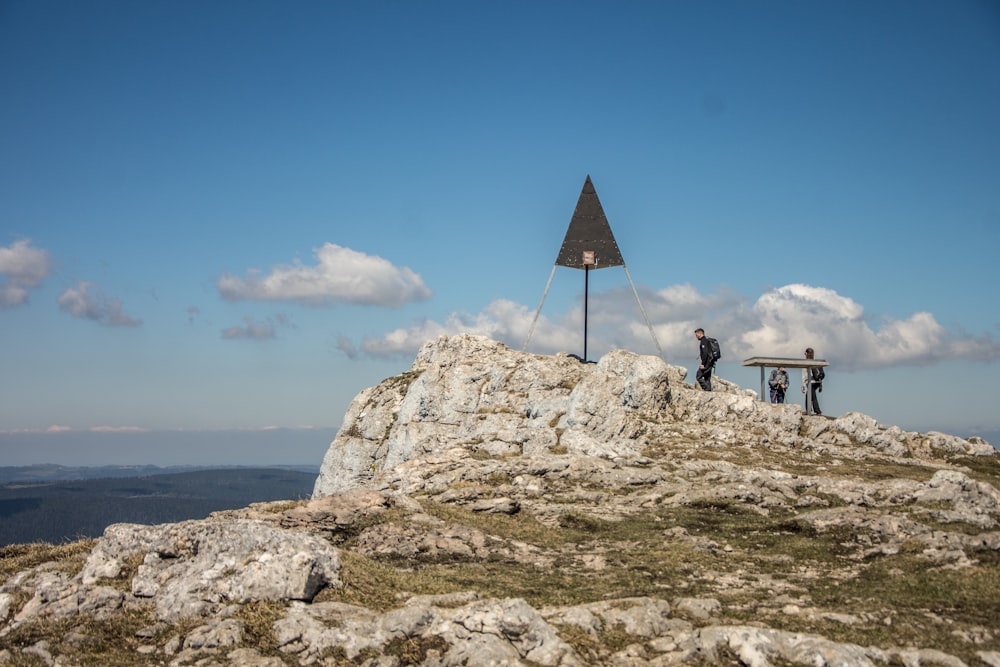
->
[[325, 505, 412, 546], [385, 634, 449, 663], [950, 455, 1000, 488], [655, 502, 861, 579], [233, 600, 287, 654], [321, 504, 707, 611], [258, 499, 303, 514], [420, 500, 567, 549], [0, 609, 157, 667], [101, 552, 145, 592], [0, 540, 95, 581], [558, 511, 611, 533], [484, 472, 512, 487], [317, 550, 429, 611], [773, 554, 1000, 663], [845, 557, 1000, 625], [385, 370, 423, 397]]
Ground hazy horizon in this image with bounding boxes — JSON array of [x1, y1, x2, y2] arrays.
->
[[0, 427, 337, 468], [1, 421, 996, 470]]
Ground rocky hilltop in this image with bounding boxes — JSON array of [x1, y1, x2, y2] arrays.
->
[[2, 333, 999, 666]]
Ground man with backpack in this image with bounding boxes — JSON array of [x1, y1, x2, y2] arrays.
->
[[694, 328, 719, 391], [801, 347, 825, 415]]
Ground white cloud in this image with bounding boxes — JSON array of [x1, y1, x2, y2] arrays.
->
[[454, 285, 741, 362], [57, 281, 142, 327], [336, 335, 359, 359], [221, 316, 278, 340], [217, 243, 432, 307], [343, 283, 1000, 370], [354, 300, 534, 359], [0, 239, 52, 308], [733, 283, 999, 367]]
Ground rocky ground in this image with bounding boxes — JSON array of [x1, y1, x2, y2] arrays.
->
[[2, 334, 999, 666]]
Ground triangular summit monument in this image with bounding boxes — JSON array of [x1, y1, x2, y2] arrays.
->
[[554, 175, 625, 270], [523, 175, 662, 361]]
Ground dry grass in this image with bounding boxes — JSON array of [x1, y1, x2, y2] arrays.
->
[[0, 540, 95, 581], [233, 600, 287, 654], [1, 611, 159, 666], [312, 491, 1000, 664], [3, 445, 999, 665]]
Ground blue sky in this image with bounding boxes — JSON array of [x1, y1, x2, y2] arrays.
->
[[2, 1, 999, 465]]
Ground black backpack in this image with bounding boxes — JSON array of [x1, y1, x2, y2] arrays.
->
[[708, 337, 721, 361], [814, 367, 825, 382]]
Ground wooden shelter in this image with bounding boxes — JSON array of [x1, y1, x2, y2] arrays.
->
[[742, 356, 830, 411]]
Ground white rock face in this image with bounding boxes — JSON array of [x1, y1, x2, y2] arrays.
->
[[81, 519, 341, 621], [314, 335, 671, 496], [314, 334, 993, 498]]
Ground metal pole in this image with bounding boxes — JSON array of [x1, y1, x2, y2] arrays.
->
[[583, 266, 589, 361]]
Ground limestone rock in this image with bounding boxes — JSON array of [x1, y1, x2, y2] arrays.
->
[[275, 595, 580, 666], [82, 518, 341, 621], [314, 334, 993, 499], [313, 335, 672, 497], [676, 625, 879, 666]]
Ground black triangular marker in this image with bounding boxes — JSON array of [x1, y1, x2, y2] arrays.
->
[[554, 175, 625, 269]]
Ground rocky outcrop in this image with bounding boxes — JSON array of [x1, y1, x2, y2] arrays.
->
[[313, 336, 991, 498], [312, 335, 674, 496], [2, 334, 997, 666], [5, 518, 341, 632]]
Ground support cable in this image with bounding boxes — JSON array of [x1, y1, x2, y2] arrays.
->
[[623, 265, 663, 359], [521, 264, 557, 351]]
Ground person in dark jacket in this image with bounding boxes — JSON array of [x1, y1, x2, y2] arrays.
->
[[694, 328, 715, 391], [801, 347, 823, 415], [769, 367, 789, 404]]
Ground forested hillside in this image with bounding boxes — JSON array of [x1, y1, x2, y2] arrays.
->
[[0, 468, 314, 546]]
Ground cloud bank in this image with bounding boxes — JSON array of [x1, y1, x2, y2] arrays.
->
[[217, 243, 432, 307], [57, 281, 142, 327], [221, 314, 294, 340], [222, 317, 277, 340], [0, 239, 51, 308], [340, 283, 1000, 370], [735, 284, 990, 367]]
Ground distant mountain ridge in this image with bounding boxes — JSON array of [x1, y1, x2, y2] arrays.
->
[[0, 463, 319, 485]]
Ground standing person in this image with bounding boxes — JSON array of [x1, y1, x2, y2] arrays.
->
[[801, 348, 824, 415], [694, 328, 715, 391], [769, 367, 789, 404]]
